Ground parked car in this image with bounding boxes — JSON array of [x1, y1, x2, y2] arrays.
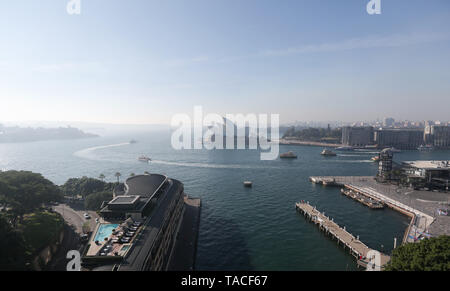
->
[[80, 234, 89, 243], [83, 213, 91, 219]]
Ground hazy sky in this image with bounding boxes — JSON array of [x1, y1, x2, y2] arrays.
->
[[1, 0, 450, 125]]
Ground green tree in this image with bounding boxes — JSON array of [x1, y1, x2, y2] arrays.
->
[[282, 127, 342, 142], [0, 215, 27, 270], [115, 172, 121, 183], [60, 176, 115, 198], [0, 171, 62, 226], [98, 173, 105, 182], [84, 191, 113, 211], [385, 236, 450, 271]]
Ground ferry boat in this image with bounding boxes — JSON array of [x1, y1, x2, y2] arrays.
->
[[371, 155, 380, 162], [279, 151, 298, 159], [321, 149, 337, 156], [138, 155, 151, 162], [418, 145, 434, 152], [336, 146, 354, 151], [243, 181, 253, 188]]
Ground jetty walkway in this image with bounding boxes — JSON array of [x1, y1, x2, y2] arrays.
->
[[296, 202, 390, 270]]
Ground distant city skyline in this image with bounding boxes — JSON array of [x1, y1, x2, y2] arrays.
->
[[1, 117, 449, 129], [1, 1, 450, 124]]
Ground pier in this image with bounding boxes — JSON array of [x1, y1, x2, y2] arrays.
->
[[309, 176, 437, 244], [296, 202, 390, 270]]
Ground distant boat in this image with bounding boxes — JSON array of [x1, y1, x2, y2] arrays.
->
[[384, 147, 401, 153], [321, 149, 337, 156], [336, 146, 354, 151], [418, 145, 434, 152], [130, 139, 137, 144], [138, 155, 151, 162], [280, 151, 298, 159], [371, 155, 380, 162], [243, 181, 253, 188]]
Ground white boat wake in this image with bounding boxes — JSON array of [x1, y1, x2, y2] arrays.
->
[[324, 160, 373, 163], [74, 142, 131, 160], [74, 142, 280, 170], [338, 154, 372, 157]]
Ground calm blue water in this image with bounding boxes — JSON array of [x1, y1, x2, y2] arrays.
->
[[94, 224, 119, 242], [1, 131, 448, 270]]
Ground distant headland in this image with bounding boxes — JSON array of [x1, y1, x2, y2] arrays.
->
[[0, 124, 99, 143]]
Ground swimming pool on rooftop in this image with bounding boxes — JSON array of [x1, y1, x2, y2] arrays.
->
[[94, 224, 119, 242]]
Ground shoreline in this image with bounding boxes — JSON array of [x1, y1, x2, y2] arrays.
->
[[280, 139, 342, 148]]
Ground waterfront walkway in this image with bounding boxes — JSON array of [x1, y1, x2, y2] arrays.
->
[[296, 202, 390, 269], [309, 176, 447, 241]]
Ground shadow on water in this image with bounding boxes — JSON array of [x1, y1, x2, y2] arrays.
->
[[195, 210, 252, 271]]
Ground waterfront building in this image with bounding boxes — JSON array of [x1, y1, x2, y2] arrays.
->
[[402, 160, 450, 190], [374, 128, 424, 150], [341, 126, 374, 147], [430, 125, 450, 149], [83, 174, 201, 271]]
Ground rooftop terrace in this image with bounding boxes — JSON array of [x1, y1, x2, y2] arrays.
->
[[403, 160, 450, 170], [124, 174, 167, 197]]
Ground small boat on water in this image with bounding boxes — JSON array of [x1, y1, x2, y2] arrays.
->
[[321, 149, 337, 156], [336, 146, 354, 151], [280, 151, 298, 159], [371, 155, 380, 162], [384, 147, 401, 153], [418, 145, 434, 152], [243, 181, 253, 188], [138, 155, 151, 162]]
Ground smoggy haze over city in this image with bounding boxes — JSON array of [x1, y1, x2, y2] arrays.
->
[[1, 0, 450, 125]]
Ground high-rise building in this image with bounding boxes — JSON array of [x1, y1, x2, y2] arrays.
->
[[383, 117, 395, 127], [341, 126, 374, 146], [374, 128, 424, 150], [83, 174, 201, 271], [430, 125, 450, 148]]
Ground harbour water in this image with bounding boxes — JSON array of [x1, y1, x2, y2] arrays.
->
[[1, 131, 448, 270]]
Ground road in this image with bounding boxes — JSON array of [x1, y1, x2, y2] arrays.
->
[[53, 204, 100, 234], [46, 204, 99, 270]]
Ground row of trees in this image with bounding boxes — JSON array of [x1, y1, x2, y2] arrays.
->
[[283, 126, 342, 142], [60, 176, 116, 199], [99, 171, 150, 183]]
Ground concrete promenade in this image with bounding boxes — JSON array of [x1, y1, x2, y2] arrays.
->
[[309, 176, 450, 240]]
